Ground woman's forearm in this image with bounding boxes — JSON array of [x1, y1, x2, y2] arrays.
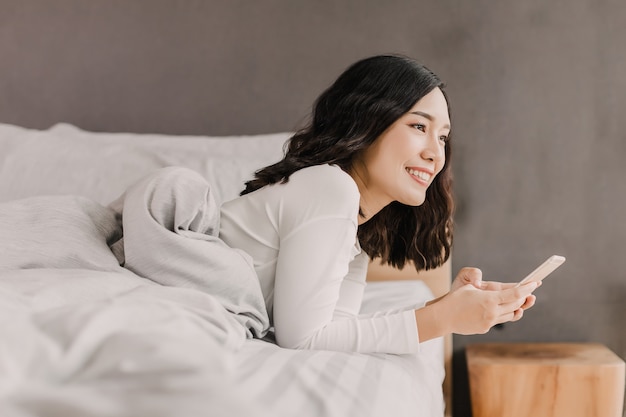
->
[[414, 301, 450, 343]]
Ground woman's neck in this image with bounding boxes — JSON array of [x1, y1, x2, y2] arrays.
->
[[348, 163, 391, 225]]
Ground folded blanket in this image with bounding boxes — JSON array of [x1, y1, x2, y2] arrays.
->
[[110, 166, 270, 338]]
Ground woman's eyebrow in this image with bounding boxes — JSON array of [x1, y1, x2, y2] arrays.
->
[[410, 111, 450, 130]]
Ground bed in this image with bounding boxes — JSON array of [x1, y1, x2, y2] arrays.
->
[[0, 121, 452, 417]]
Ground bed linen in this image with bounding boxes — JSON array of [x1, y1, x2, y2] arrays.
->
[[0, 122, 446, 417]]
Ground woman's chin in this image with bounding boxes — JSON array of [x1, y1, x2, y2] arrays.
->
[[398, 195, 426, 207]]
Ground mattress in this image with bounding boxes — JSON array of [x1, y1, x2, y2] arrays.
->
[[0, 268, 443, 417]]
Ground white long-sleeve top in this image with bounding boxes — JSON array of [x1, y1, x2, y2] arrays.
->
[[219, 164, 421, 354]]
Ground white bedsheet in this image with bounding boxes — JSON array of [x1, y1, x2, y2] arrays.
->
[[0, 270, 444, 417], [234, 281, 446, 417]]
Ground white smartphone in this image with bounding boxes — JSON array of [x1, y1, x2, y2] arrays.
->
[[515, 255, 566, 287]]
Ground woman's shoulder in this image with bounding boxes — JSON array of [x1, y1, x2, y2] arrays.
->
[[282, 164, 360, 217], [289, 164, 358, 195]]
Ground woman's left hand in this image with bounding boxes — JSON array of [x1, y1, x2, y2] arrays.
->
[[450, 267, 483, 291]]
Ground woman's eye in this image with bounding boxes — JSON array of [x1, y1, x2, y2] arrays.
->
[[411, 123, 426, 132], [439, 135, 449, 143]]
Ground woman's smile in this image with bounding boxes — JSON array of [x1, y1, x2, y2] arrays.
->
[[405, 166, 433, 185]]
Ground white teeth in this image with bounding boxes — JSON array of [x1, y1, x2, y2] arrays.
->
[[406, 168, 431, 181]]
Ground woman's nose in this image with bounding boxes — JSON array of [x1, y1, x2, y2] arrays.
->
[[421, 135, 445, 162]]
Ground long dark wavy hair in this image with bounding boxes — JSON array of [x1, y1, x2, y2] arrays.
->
[[242, 54, 454, 271]]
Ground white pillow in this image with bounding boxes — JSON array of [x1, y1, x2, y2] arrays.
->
[[0, 195, 123, 271], [0, 123, 290, 205]]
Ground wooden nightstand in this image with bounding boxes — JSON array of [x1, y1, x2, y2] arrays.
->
[[466, 343, 625, 417]]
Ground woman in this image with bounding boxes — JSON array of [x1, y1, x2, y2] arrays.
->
[[218, 54, 538, 354]]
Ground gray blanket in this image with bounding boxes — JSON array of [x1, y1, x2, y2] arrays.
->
[[0, 166, 270, 340]]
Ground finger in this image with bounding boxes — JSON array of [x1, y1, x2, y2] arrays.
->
[[520, 295, 536, 310], [481, 281, 515, 291], [498, 282, 538, 304], [496, 308, 524, 325], [457, 267, 483, 288], [481, 281, 526, 291], [494, 310, 517, 325], [484, 281, 525, 291], [479, 280, 502, 291], [498, 298, 527, 314]]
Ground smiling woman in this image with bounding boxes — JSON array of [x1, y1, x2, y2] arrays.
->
[[216, 54, 540, 354], [242, 55, 454, 272], [140, 55, 540, 355]]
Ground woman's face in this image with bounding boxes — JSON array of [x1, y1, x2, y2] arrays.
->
[[355, 87, 450, 215]]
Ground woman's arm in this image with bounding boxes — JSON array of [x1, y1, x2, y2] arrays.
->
[[273, 217, 421, 353]]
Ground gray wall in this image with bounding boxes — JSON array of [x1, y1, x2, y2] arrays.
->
[[445, 2, 626, 414], [1, 1, 625, 415]]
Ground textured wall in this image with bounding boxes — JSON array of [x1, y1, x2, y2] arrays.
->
[[0, 0, 471, 136], [448, 3, 626, 415], [1, 1, 625, 416]]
